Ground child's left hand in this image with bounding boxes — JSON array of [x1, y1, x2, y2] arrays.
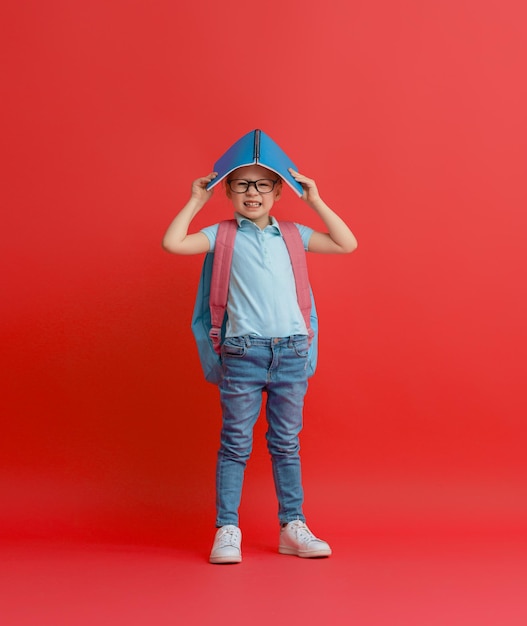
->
[[288, 169, 322, 205]]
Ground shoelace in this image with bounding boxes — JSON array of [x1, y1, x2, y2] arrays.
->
[[288, 521, 318, 544], [217, 527, 240, 547]]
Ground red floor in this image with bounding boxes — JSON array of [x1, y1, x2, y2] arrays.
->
[[2, 529, 526, 626]]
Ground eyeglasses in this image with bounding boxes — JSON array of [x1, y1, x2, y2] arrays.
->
[[227, 178, 279, 194]]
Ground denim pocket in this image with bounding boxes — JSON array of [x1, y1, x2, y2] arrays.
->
[[221, 338, 247, 358], [292, 337, 309, 358]]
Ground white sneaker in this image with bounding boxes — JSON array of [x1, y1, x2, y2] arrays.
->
[[279, 520, 332, 558], [209, 525, 242, 564]]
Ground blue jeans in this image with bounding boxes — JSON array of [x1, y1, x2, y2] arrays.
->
[[216, 335, 309, 527]]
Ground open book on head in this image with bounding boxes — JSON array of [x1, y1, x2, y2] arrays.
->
[[206, 129, 304, 197]]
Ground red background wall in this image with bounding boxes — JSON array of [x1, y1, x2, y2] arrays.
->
[[2, 0, 526, 543]]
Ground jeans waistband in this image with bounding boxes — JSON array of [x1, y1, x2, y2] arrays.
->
[[229, 335, 308, 347]]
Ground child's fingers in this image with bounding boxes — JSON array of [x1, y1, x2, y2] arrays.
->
[[289, 168, 313, 185], [288, 167, 303, 178], [195, 172, 217, 187]]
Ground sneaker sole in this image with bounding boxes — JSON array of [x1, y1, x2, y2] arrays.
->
[[279, 546, 332, 558], [209, 555, 242, 564]]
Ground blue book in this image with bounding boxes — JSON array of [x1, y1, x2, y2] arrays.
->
[[206, 129, 304, 196]]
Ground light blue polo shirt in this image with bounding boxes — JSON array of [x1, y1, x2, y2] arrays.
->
[[201, 214, 314, 338]]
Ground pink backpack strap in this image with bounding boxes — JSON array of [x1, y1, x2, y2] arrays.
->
[[279, 221, 314, 343], [209, 219, 238, 354]]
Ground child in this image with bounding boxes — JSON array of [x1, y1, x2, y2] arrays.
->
[[163, 163, 357, 563]]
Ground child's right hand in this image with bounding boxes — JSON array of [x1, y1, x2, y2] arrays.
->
[[191, 173, 218, 204]]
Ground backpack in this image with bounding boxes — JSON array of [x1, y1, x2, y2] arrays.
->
[[191, 219, 318, 384]]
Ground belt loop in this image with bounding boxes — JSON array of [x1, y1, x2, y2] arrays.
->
[[244, 335, 251, 347]]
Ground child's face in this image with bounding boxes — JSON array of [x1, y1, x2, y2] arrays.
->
[[226, 165, 282, 228]]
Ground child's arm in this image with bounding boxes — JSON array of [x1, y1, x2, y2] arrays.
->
[[289, 169, 358, 254], [162, 173, 217, 255]]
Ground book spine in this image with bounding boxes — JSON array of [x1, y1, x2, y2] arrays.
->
[[254, 129, 261, 162]]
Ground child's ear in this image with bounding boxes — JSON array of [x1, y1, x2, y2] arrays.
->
[[225, 183, 232, 199], [274, 182, 283, 201]]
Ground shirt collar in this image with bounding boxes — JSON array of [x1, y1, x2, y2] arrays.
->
[[234, 212, 282, 234]]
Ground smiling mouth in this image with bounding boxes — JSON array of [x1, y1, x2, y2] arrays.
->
[[244, 202, 261, 208]]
